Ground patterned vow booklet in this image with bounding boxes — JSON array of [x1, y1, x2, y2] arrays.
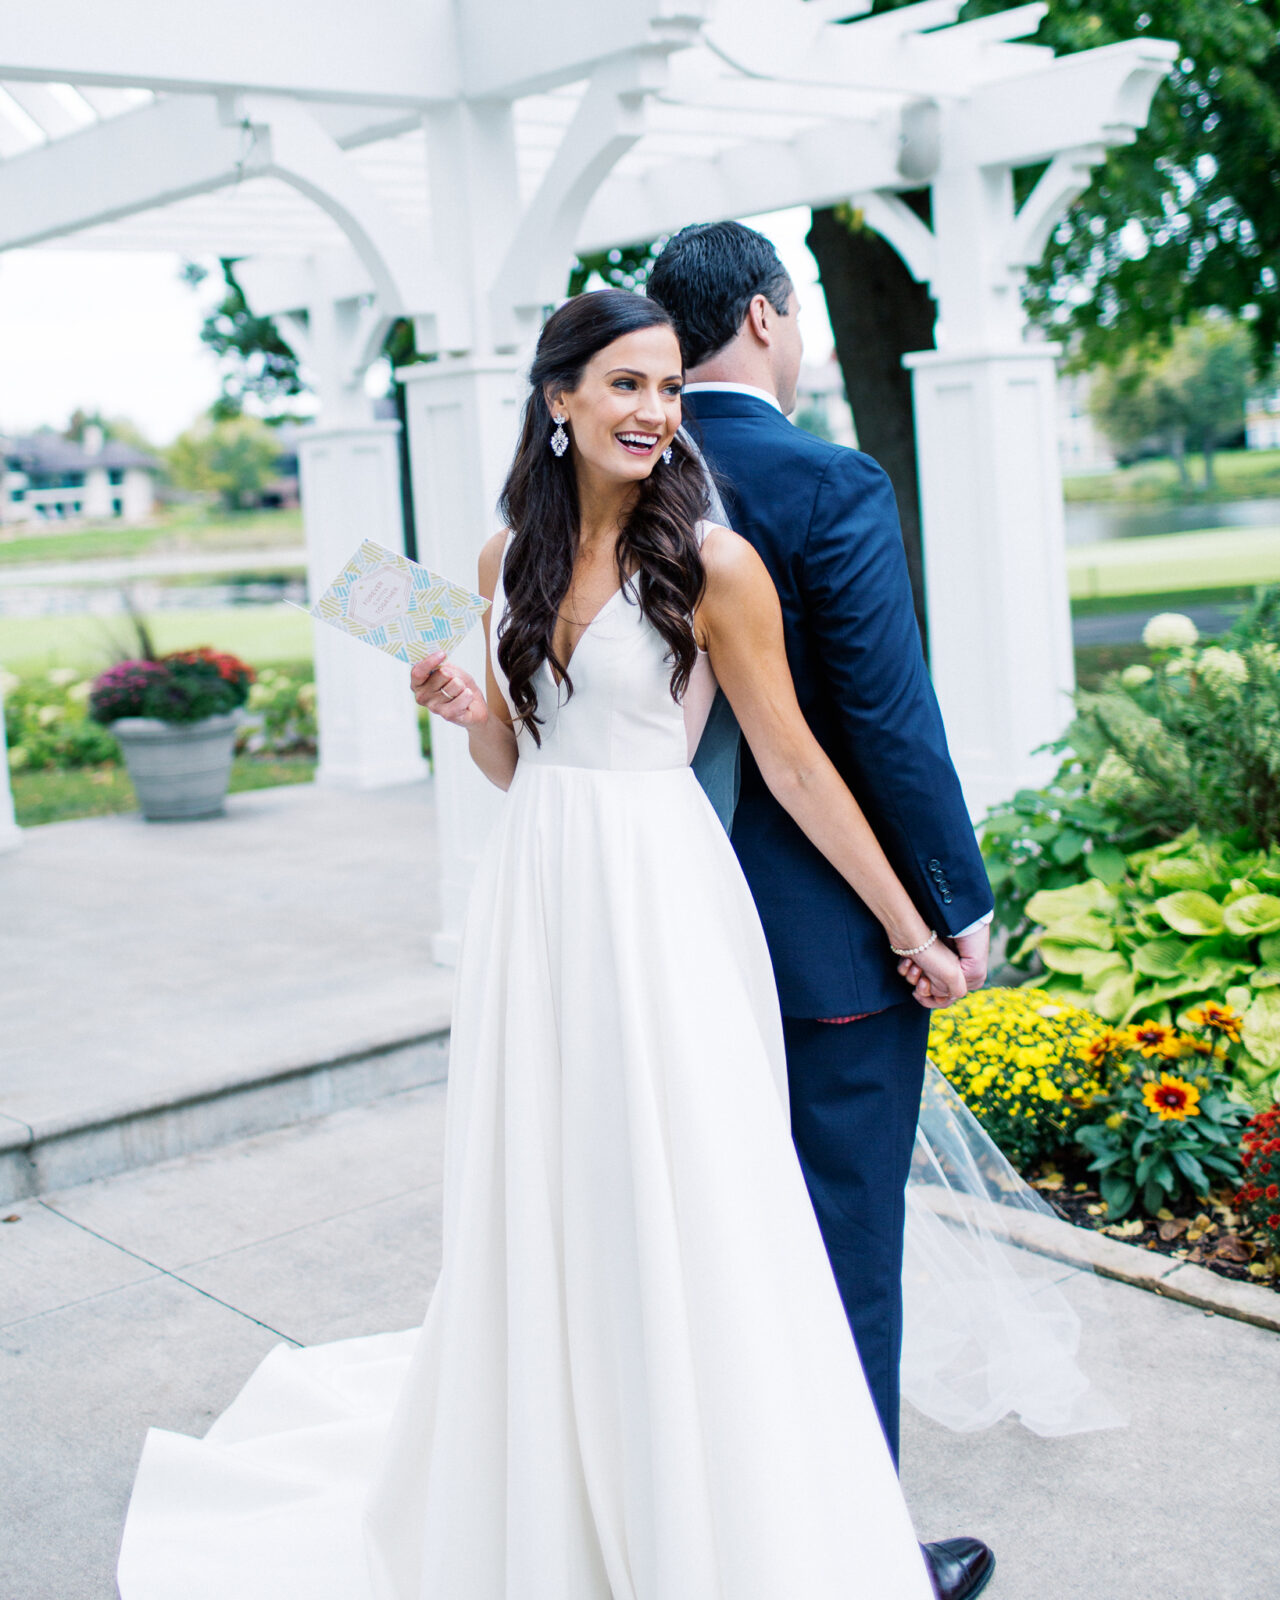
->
[[290, 539, 489, 664]]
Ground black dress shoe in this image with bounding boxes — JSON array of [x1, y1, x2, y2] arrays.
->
[[922, 1536, 995, 1600]]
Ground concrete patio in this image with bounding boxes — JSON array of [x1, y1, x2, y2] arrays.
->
[[0, 780, 454, 1201], [3, 1078, 1276, 1600]]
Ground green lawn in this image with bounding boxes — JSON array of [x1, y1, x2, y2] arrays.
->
[[0, 604, 316, 675], [1067, 526, 1280, 601], [1063, 446, 1280, 504], [0, 505, 303, 567], [10, 755, 317, 827]]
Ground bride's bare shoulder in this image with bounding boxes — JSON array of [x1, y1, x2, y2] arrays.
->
[[477, 529, 510, 599], [699, 522, 769, 591]]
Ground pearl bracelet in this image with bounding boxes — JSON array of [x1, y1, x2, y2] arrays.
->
[[890, 929, 938, 959]]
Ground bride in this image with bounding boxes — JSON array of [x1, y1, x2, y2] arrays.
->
[[117, 288, 966, 1599]]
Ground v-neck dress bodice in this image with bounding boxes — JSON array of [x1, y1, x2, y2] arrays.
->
[[490, 530, 718, 773]]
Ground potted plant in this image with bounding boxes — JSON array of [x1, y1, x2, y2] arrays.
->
[[89, 647, 256, 821]]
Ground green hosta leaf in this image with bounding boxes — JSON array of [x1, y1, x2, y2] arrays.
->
[[1037, 942, 1126, 980], [1123, 977, 1218, 1023], [1011, 928, 1043, 965], [1149, 856, 1219, 892], [1093, 970, 1137, 1022], [1251, 969, 1280, 989], [1222, 894, 1280, 938], [1040, 913, 1117, 951], [1226, 984, 1254, 1013], [1025, 879, 1119, 924], [1258, 933, 1280, 964], [1087, 845, 1129, 886], [1155, 891, 1225, 937], [1131, 939, 1188, 979], [1223, 880, 1260, 908], [1035, 977, 1088, 1006], [1242, 990, 1280, 1071]]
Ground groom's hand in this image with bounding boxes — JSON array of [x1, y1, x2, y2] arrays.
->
[[951, 925, 990, 993]]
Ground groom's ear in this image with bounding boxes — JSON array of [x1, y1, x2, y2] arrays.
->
[[745, 294, 775, 346]]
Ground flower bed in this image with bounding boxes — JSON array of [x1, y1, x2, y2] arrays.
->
[[933, 988, 1279, 1290]]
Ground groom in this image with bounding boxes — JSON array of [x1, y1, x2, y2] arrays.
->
[[649, 223, 996, 1600]]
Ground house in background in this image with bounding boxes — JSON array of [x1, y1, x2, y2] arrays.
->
[[1246, 388, 1280, 451], [0, 423, 159, 529]]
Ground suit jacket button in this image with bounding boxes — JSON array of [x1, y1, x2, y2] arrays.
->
[[943, 891, 953, 903], [928, 858, 941, 870]]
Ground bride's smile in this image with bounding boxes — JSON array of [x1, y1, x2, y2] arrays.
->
[[546, 322, 683, 485]]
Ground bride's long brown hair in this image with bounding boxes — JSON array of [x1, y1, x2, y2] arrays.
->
[[496, 290, 710, 745]]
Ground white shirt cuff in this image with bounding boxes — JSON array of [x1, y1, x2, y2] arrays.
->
[[953, 910, 994, 939]]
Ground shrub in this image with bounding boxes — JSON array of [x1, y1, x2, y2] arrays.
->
[[1016, 829, 1280, 1102], [238, 666, 318, 756], [3, 669, 121, 772], [1075, 1013, 1250, 1219], [982, 585, 1280, 952], [929, 987, 1108, 1171], [90, 648, 255, 726], [1237, 1104, 1280, 1260]]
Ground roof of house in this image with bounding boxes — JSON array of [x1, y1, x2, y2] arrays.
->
[[1, 432, 159, 474]]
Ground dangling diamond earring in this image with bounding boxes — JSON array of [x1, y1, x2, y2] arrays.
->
[[661, 444, 674, 464], [549, 415, 569, 457]]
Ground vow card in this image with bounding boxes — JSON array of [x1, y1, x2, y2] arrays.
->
[[291, 540, 489, 665]]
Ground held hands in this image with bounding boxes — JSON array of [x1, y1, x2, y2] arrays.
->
[[897, 936, 968, 1010], [409, 650, 488, 729]]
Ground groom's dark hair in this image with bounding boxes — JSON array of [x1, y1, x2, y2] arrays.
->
[[647, 222, 793, 369]]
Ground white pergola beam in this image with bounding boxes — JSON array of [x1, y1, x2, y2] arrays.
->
[[963, 38, 1179, 168], [576, 111, 902, 253], [0, 0, 457, 104], [0, 94, 254, 250]]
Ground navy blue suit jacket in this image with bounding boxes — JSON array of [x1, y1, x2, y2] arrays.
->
[[686, 389, 992, 1018]]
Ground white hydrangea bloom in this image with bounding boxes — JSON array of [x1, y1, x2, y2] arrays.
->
[[0, 669, 19, 696], [46, 666, 78, 687], [1120, 663, 1154, 688], [1197, 646, 1249, 685], [1142, 612, 1199, 650]]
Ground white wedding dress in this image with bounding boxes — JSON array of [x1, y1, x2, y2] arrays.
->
[[116, 533, 934, 1600]]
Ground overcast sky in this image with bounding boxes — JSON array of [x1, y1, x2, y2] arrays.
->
[[0, 207, 835, 447]]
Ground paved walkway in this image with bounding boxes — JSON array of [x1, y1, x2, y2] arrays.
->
[[0, 782, 453, 1192], [3, 1082, 1276, 1600]]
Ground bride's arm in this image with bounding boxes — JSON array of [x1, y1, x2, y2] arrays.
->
[[409, 531, 519, 791], [697, 524, 964, 1007]]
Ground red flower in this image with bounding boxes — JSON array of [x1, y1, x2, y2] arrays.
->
[[1267, 1185, 1280, 1201], [1270, 1215, 1280, 1230]]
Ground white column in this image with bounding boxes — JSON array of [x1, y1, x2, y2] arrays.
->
[[906, 345, 1075, 818], [0, 681, 21, 852], [296, 420, 429, 789], [399, 354, 522, 962]]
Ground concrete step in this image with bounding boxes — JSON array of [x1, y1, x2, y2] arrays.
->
[[0, 1025, 450, 1205]]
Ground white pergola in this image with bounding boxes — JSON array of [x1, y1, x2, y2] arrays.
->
[[0, 0, 1175, 958]]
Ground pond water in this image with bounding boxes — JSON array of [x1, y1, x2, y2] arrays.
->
[[0, 574, 308, 620], [1063, 497, 1280, 546]]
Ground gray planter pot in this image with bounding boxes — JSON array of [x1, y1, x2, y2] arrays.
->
[[111, 712, 240, 821]]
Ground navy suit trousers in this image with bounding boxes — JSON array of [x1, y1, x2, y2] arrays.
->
[[782, 1001, 931, 1468]]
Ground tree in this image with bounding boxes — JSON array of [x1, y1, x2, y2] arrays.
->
[[811, 0, 1280, 632], [182, 259, 306, 413], [1088, 317, 1252, 488], [166, 415, 281, 510]]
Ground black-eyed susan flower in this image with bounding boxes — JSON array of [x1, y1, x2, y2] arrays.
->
[[1127, 1021, 1178, 1058], [1141, 1073, 1202, 1121], [1185, 1002, 1243, 1043]]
